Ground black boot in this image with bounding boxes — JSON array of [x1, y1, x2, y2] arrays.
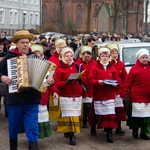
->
[[132, 129, 138, 138], [82, 117, 87, 128], [140, 133, 150, 140], [106, 128, 114, 143], [69, 132, 76, 146], [90, 125, 96, 136], [28, 142, 39, 150], [116, 121, 125, 135], [64, 132, 69, 138], [10, 138, 18, 150]]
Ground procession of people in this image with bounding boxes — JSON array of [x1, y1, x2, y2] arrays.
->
[[1, 30, 150, 150]]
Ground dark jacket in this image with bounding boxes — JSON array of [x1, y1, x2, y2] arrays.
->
[[0, 48, 41, 104]]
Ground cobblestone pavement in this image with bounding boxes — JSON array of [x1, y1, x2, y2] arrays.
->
[[0, 103, 150, 150]]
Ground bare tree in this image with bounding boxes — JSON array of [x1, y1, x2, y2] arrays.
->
[[87, 0, 92, 33], [125, 0, 134, 33], [144, 0, 150, 33], [136, 0, 143, 33], [112, 0, 121, 34]]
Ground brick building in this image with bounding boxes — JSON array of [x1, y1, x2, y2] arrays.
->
[[42, 0, 144, 35]]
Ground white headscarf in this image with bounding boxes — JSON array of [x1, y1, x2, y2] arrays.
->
[[135, 48, 149, 60], [60, 46, 74, 64]]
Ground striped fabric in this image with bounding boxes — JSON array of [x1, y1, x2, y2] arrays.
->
[[115, 95, 124, 107], [57, 116, 81, 133], [83, 97, 92, 103], [38, 104, 52, 139], [94, 99, 115, 115], [49, 95, 61, 120], [38, 105, 49, 122], [38, 122, 52, 139], [60, 96, 82, 117], [132, 102, 150, 117]]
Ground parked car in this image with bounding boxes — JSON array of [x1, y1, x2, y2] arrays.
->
[[119, 38, 141, 43], [43, 32, 65, 41]]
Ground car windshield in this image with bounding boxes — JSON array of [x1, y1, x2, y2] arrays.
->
[[122, 47, 150, 66]]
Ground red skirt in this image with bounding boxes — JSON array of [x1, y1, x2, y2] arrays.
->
[[115, 107, 126, 122], [87, 101, 118, 129]]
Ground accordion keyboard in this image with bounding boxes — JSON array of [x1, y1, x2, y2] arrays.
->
[[7, 57, 18, 93]]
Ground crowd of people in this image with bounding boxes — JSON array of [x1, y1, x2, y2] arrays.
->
[[0, 30, 150, 150]]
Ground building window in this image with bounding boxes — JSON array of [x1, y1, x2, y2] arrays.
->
[[0, 9, 5, 23], [9, 11, 13, 24], [35, 0, 39, 5], [23, 11, 27, 28], [14, 11, 18, 24], [95, 4, 100, 13], [76, 4, 82, 26], [35, 13, 39, 25], [30, 13, 33, 25], [9, 10, 18, 24]]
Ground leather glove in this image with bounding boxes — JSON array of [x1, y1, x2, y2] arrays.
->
[[66, 79, 73, 85]]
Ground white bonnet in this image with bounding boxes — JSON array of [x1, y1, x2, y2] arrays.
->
[[106, 42, 119, 52], [98, 46, 111, 56], [135, 48, 149, 60], [60, 46, 74, 58], [54, 38, 66, 46]]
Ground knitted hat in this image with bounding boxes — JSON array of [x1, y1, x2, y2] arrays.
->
[[135, 48, 149, 60], [11, 30, 34, 43]]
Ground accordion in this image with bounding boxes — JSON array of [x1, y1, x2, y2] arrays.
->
[[7, 55, 56, 93]]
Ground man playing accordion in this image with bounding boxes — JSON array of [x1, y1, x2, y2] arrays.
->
[[0, 30, 51, 150]]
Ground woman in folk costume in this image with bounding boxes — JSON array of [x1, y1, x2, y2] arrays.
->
[[31, 43, 58, 139], [76, 46, 96, 128], [53, 46, 83, 146], [48, 38, 67, 120], [48, 38, 66, 67], [106, 42, 127, 135], [120, 49, 150, 140], [88, 46, 122, 143]]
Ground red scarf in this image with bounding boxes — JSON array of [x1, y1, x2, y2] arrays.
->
[[11, 47, 32, 56]]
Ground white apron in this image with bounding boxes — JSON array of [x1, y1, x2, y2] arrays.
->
[[38, 104, 49, 123], [60, 96, 82, 117], [132, 102, 150, 117], [94, 99, 115, 115], [83, 97, 92, 103], [115, 95, 124, 107]]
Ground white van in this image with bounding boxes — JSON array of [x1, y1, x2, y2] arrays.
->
[[118, 42, 150, 73]]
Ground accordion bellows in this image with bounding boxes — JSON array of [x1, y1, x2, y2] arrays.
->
[[17, 55, 51, 92]]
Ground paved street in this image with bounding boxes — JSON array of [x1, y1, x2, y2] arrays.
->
[[0, 102, 150, 150]]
